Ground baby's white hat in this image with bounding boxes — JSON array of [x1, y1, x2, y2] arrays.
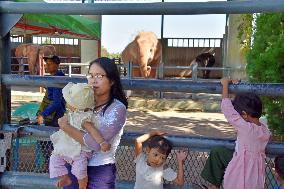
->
[[62, 82, 95, 110]]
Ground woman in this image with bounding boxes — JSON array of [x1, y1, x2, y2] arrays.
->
[[58, 57, 128, 189]]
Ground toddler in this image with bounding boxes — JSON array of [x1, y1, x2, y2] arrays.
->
[[49, 82, 110, 189], [134, 131, 187, 189]]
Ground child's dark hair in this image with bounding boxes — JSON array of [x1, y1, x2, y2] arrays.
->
[[232, 93, 262, 118], [147, 135, 173, 156], [275, 155, 284, 180]]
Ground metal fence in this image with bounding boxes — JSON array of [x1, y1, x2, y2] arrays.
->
[[1, 127, 284, 189]]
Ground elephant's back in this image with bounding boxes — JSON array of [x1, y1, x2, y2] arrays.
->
[[39, 45, 56, 56], [15, 44, 30, 56]]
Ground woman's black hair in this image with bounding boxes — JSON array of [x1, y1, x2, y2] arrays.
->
[[232, 92, 262, 118], [275, 155, 284, 180], [147, 135, 173, 156], [89, 57, 128, 114]]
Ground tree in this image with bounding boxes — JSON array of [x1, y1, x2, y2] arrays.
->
[[101, 46, 121, 59], [246, 13, 284, 135]]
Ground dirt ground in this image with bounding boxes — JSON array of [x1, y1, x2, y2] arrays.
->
[[125, 108, 235, 139], [11, 99, 236, 139]]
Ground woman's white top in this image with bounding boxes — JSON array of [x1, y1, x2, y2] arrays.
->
[[83, 99, 127, 167]]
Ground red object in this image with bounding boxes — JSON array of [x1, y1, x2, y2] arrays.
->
[[15, 23, 97, 40]]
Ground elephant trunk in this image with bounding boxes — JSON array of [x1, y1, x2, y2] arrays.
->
[[139, 56, 151, 78]]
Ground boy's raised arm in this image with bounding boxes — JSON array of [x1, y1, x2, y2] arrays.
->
[[135, 131, 166, 157], [173, 150, 187, 186]]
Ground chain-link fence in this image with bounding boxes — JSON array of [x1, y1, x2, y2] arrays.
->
[[2, 134, 281, 189]]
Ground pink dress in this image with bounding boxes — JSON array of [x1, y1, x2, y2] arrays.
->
[[222, 98, 271, 189]]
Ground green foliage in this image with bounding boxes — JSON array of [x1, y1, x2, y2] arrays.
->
[[101, 46, 121, 59], [237, 14, 253, 56], [246, 13, 284, 134]]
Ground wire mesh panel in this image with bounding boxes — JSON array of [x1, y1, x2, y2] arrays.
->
[[7, 136, 51, 174], [3, 135, 282, 189]]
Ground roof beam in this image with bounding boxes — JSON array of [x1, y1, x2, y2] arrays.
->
[[1, 0, 284, 15]]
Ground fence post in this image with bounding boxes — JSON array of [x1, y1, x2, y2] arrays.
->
[[191, 63, 198, 100], [39, 55, 44, 93], [125, 61, 133, 98], [19, 57, 24, 75], [128, 61, 132, 79], [158, 38, 167, 99], [68, 64, 72, 77], [0, 32, 11, 127], [192, 63, 198, 82]]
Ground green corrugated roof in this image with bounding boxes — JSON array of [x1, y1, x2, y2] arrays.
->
[[23, 14, 101, 39], [13, 0, 101, 39]]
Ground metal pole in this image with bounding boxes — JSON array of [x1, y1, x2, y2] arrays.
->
[[68, 64, 72, 77], [2, 125, 284, 156], [158, 0, 165, 98], [1, 1, 284, 15], [0, 32, 11, 128], [191, 63, 198, 82], [1, 74, 284, 97]]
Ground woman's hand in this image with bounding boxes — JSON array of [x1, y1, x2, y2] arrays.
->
[[58, 115, 69, 130], [100, 142, 111, 152]]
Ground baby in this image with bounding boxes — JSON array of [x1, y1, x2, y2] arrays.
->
[[49, 82, 110, 189]]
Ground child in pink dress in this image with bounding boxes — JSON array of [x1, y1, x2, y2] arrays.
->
[[221, 78, 271, 189]]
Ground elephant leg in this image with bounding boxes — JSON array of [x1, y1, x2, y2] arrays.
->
[[203, 57, 215, 79], [28, 55, 37, 75], [203, 71, 210, 79]]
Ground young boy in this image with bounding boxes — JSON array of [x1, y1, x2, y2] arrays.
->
[[134, 131, 187, 189]]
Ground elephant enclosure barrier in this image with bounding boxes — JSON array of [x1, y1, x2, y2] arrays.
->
[[1, 126, 284, 189]]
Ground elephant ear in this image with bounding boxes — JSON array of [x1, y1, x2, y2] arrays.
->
[[122, 41, 139, 64]]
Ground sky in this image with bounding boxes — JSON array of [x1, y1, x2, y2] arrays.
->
[[101, 0, 227, 53], [45, 0, 227, 53]]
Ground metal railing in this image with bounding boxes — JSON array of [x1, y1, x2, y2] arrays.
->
[[1, 125, 284, 189], [10, 56, 83, 76], [11, 58, 241, 81], [58, 62, 88, 77], [2, 74, 284, 97], [118, 61, 243, 81], [11, 57, 29, 75]]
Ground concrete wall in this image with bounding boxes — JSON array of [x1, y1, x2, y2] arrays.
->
[[226, 13, 247, 80], [80, 15, 101, 75]]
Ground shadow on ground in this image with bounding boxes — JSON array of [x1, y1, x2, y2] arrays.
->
[[125, 109, 235, 139]]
